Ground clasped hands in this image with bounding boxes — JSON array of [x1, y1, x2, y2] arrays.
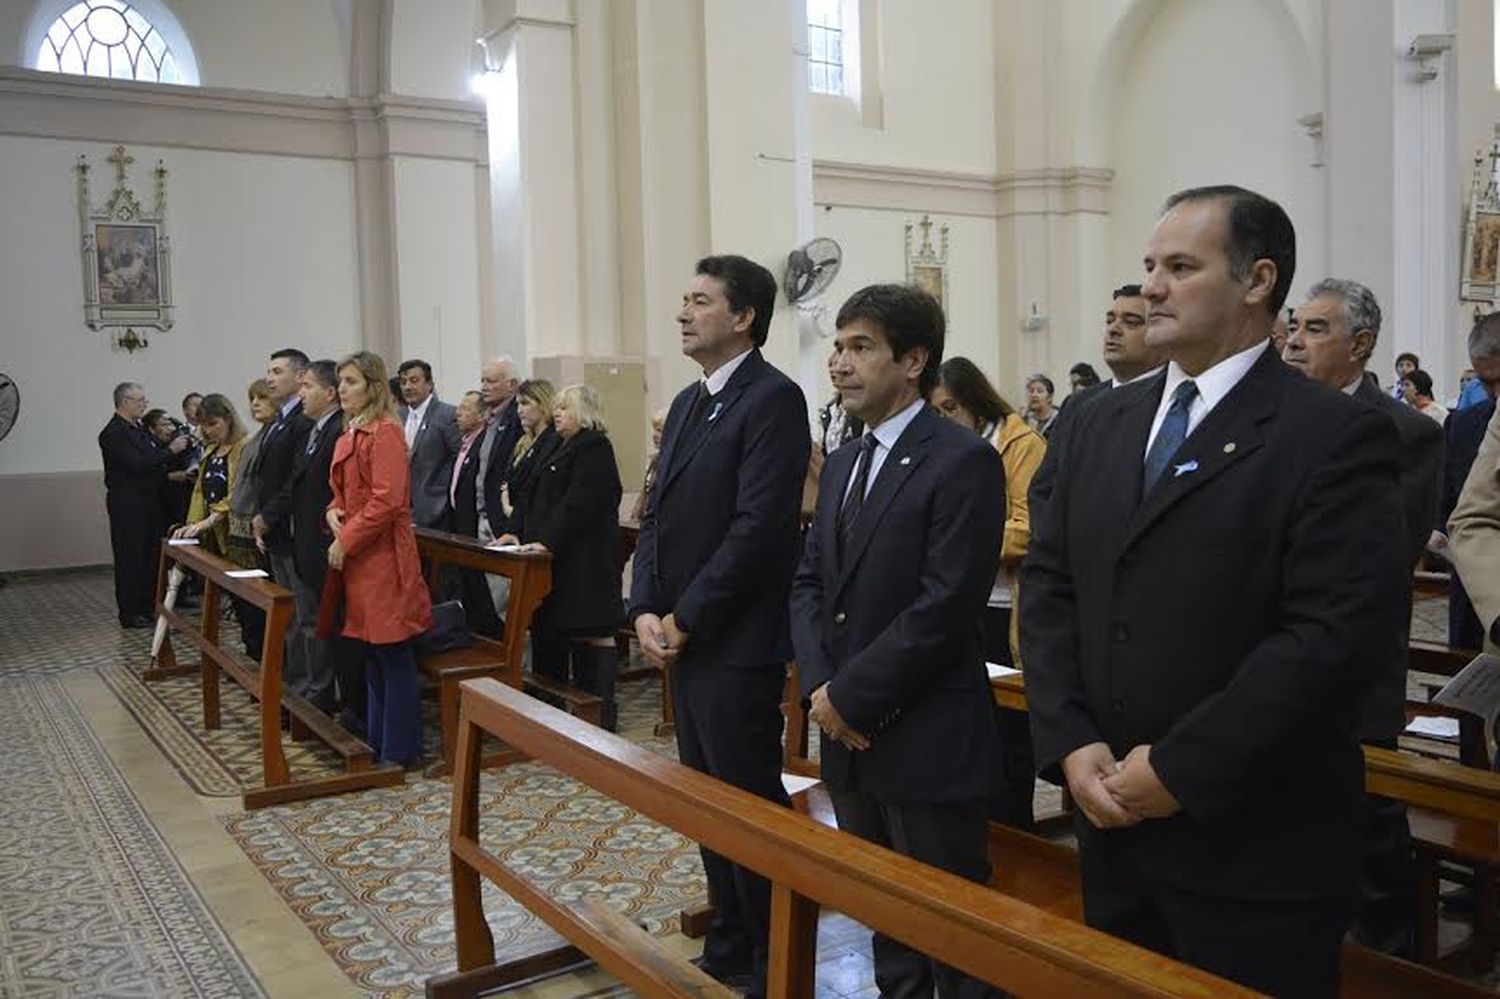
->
[[1062, 741, 1180, 829], [809, 683, 869, 752], [325, 507, 345, 570], [634, 612, 689, 668]]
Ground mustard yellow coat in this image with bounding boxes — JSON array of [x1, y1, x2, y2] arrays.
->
[[989, 413, 1046, 665]]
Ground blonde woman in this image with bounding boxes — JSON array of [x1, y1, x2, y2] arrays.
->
[[516, 384, 623, 729], [498, 378, 561, 540], [172, 394, 248, 555], [326, 351, 432, 766]]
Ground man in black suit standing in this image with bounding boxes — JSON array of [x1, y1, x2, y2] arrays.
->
[[628, 255, 809, 997], [286, 360, 346, 713], [448, 390, 502, 636], [1284, 277, 1442, 956], [398, 359, 462, 529], [100, 381, 190, 627], [252, 348, 314, 680], [1433, 314, 1500, 648], [791, 284, 1005, 999], [1022, 186, 1406, 998], [473, 356, 524, 620]]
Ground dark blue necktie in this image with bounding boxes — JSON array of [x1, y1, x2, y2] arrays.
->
[[837, 434, 879, 560], [1142, 380, 1198, 496]]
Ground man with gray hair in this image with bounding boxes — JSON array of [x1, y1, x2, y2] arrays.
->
[[100, 381, 190, 627], [1433, 313, 1500, 648], [1284, 277, 1442, 956]]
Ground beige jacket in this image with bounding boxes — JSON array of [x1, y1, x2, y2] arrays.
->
[[1449, 405, 1500, 653]]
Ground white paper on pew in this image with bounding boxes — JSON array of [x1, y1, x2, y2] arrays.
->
[[782, 773, 821, 796], [1404, 716, 1461, 739], [986, 661, 1021, 679], [1432, 653, 1500, 730], [485, 542, 524, 552], [166, 538, 200, 546], [225, 569, 269, 579]]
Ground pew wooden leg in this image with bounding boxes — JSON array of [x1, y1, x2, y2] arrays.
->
[[450, 700, 496, 973], [199, 581, 223, 731], [1472, 864, 1498, 974], [1414, 847, 1439, 965], [258, 602, 293, 788], [440, 677, 461, 775], [766, 884, 818, 999]]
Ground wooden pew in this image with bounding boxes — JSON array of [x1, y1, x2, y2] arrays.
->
[[431, 678, 1260, 999], [147, 540, 404, 809], [411, 527, 560, 776]]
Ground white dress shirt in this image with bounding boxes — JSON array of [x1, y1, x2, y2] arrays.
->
[[702, 346, 754, 396], [1143, 341, 1268, 460], [1107, 365, 1166, 390], [843, 395, 927, 504], [404, 394, 432, 449]]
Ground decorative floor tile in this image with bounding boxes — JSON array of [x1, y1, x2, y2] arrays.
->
[[0, 674, 262, 997]]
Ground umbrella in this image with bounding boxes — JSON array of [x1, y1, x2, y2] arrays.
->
[[150, 565, 186, 662]]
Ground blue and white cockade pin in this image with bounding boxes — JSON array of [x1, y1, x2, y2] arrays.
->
[[707, 401, 724, 422], [1173, 459, 1199, 478], [899, 456, 911, 465]]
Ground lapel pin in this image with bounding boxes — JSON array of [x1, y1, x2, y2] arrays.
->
[[1222, 442, 1237, 454], [1173, 459, 1199, 478], [708, 401, 724, 422], [899, 456, 911, 465]]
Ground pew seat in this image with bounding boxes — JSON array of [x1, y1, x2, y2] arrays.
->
[[1407, 808, 1500, 970], [418, 637, 511, 776]]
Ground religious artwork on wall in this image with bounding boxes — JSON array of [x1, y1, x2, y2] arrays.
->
[[905, 214, 949, 310], [76, 145, 173, 349], [1463, 130, 1500, 305]]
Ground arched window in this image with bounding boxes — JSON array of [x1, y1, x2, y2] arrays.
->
[[28, 0, 199, 85]]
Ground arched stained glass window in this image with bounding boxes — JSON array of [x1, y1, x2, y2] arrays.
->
[[31, 0, 197, 85]]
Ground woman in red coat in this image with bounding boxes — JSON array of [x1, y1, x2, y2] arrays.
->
[[326, 351, 431, 767]]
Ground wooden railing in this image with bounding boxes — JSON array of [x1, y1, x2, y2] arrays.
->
[[429, 678, 1254, 999], [148, 540, 404, 809], [412, 527, 553, 674]]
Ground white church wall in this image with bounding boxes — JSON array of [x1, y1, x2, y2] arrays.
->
[[3, 0, 354, 97], [388, 0, 478, 103], [1106, 0, 1323, 315], [810, 0, 996, 176], [389, 155, 484, 398], [0, 134, 360, 569]]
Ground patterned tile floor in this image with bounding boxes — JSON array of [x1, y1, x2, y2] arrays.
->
[[0, 568, 1479, 998]]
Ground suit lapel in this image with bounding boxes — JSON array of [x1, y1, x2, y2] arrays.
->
[[1122, 353, 1280, 550], [659, 351, 763, 494], [833, 407, 936, 596]]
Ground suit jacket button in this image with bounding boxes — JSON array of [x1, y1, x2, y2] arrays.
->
[[1111, 622, 1129, 641], [1112, 698, 1126, 714], [834, 612, 847, 625]]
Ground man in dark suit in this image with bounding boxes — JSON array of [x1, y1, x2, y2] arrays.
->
[[473, 356, 524, 619], [791, 283, 1005, 998], [286, 360, 346, 713], [1284, 277, 1442, 956], [1434, 314, 1500, 649], [628, 255, 809, 997], [99, 381, 190, 627], [252, 348, 314, 681], [398, 359, 462, 529], [1022, 186, 1406, 998]]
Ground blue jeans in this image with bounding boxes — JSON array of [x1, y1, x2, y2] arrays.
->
[[364, 639, 421, 766]]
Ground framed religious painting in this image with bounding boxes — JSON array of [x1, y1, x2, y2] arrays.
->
[[905, 214, 949, 310], [77, 145, 174, 333]]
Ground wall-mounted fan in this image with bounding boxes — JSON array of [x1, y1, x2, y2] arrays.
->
[[0, 375, 16, 443], [784, 237, 842, 307]]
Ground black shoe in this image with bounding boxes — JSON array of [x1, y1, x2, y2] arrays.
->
[[691, 954, 753, 991], [120, 614, 155, 629]]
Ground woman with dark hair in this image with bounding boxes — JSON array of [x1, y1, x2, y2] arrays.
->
[[144, 408, 199, 528], [326, 351, 432, 767], [1401, 368, 1448, 425], [515, 384, 624, 730], [225, 380, 275, 659], [1022, 374, 1058, 438], [1068, 362, 1102, 395], [933, 356, 1046, 830]]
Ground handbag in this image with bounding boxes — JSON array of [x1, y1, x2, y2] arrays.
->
[[413, 599, 472, 655]]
